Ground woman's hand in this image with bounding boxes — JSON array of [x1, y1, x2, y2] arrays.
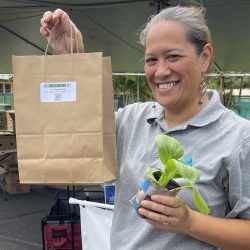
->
[[138, 195, 194, 233], [40, 9, 84, 54]]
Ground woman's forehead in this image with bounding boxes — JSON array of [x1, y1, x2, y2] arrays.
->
[[149, 20, 186, 32], [146, 21, 189, 46]]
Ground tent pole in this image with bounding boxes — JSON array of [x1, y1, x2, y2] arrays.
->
[[220, 75, 226, 106], [239, 77, 243, 97], [137, 75, 140, 102]]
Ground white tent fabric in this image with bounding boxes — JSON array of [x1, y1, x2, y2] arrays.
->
[[69, 198, 114, 250]]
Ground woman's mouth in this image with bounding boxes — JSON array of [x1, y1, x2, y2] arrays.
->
[[157, 81, 180, 90]]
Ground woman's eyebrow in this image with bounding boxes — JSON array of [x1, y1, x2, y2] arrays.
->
[[145, 49, 183, 57], [145, 52, 155, 57], [165, 48, 183, 53]]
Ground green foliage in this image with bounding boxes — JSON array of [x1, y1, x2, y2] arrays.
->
[[113, 74, 250, 114], [147, 134, 210, 215], [113, 75, 151, 107], [207, 75, 241, 112]]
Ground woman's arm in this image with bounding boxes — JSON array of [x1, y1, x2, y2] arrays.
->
[[187, 209, 250, 250], [138, 195, 250, 250], [40, 9, 84, 54]]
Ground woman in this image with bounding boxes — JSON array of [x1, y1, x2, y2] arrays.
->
[[40, 5, 250, 250]]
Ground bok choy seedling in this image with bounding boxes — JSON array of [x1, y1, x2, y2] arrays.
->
[[147, 134, 210, 215]]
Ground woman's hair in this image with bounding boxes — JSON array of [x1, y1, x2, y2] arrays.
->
[[140, 5, 212, 56]]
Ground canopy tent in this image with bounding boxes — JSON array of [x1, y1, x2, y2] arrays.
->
[[1, 0, 250, 73]]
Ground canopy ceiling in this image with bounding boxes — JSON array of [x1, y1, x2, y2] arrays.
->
[[1, 0, 250, 73]]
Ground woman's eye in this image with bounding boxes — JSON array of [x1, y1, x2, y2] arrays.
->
[[167, 55, 181, 62], [145, 58, 157, 65]]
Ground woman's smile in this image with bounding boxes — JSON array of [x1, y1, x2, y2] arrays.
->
[[156, 80, 180, 90]]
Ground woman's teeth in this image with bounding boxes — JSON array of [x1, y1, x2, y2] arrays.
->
[[158, 82, 178, 89]]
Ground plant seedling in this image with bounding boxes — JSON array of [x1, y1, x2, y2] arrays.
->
[[147, 134, 210, 215]]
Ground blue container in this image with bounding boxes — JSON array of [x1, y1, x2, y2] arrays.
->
[[104, 183, 116, 205]]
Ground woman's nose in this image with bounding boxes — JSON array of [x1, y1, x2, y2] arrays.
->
[[155, 61, 171, 78]]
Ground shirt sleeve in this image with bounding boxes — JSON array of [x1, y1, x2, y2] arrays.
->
[[225, 140, 250, 219], [115, 107, 125, 136]]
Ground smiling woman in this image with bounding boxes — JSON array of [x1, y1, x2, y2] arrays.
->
[[141, 9, 213, 128], [40, 4, 250, 250]]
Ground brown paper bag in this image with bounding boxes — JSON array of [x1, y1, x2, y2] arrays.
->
[[12, 53, 117, 184]]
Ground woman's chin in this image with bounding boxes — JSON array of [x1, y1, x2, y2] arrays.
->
[[153, 88, 179, 106], [156, 100, 173, 108], [154, 95, 173, 107]]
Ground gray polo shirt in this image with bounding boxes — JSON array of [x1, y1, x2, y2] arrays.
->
[[110, 90, 250, 250]]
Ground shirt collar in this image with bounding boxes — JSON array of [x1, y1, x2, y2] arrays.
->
[[146, 90, 226, 128], [146, 102, 165, 124]]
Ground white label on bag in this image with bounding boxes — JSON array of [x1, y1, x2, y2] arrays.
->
[[40, 81, 76, 102]]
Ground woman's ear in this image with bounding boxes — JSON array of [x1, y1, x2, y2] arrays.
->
[[202, 43, 213, 73]]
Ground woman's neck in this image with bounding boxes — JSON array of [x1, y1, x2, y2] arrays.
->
[[164, 95, 209, 129]]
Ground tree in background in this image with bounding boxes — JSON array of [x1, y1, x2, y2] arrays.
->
[[206, 75, 242, 113], [113, 73, 250, 114], [113, 75, 151, 109]]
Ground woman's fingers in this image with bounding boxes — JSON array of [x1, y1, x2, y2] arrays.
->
[[139, 195, 184, 216], [151, 195, 183, 208], [137, 195, 193, 233], [40, 9, 69, 30], [39, 26, 49, 38], [138, 207, 179, 232], [139, 199, 176, 217], [40, 11, 55, 38], [53, 9, 69, 21], [138, 205, 171, 223], [40, 9, 84, 53], [40, 11, 53, 27]]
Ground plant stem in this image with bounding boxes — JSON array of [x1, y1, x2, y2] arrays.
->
[[171, 184, 193, 192]]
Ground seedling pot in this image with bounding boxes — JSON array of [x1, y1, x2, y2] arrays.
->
[[130, 135, 210, 215], [131, 171, 180, 212]]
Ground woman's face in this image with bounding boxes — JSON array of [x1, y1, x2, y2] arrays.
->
[[144, 20, 212, 111]]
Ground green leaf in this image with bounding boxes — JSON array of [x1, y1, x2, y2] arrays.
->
[[162, 159, 182, 179], [193, 186, 210, 215], [171, 159, 201, 183], [171, 183, 193, 192], [158, 172, 172, 187], [146, 166, 158, 184], [156, 167, 163, 174], [156, 135, 184, 165], [157, 160, 180, 187]]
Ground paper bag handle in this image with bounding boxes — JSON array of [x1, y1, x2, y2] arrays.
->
[[45, 19, 79, 55]]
